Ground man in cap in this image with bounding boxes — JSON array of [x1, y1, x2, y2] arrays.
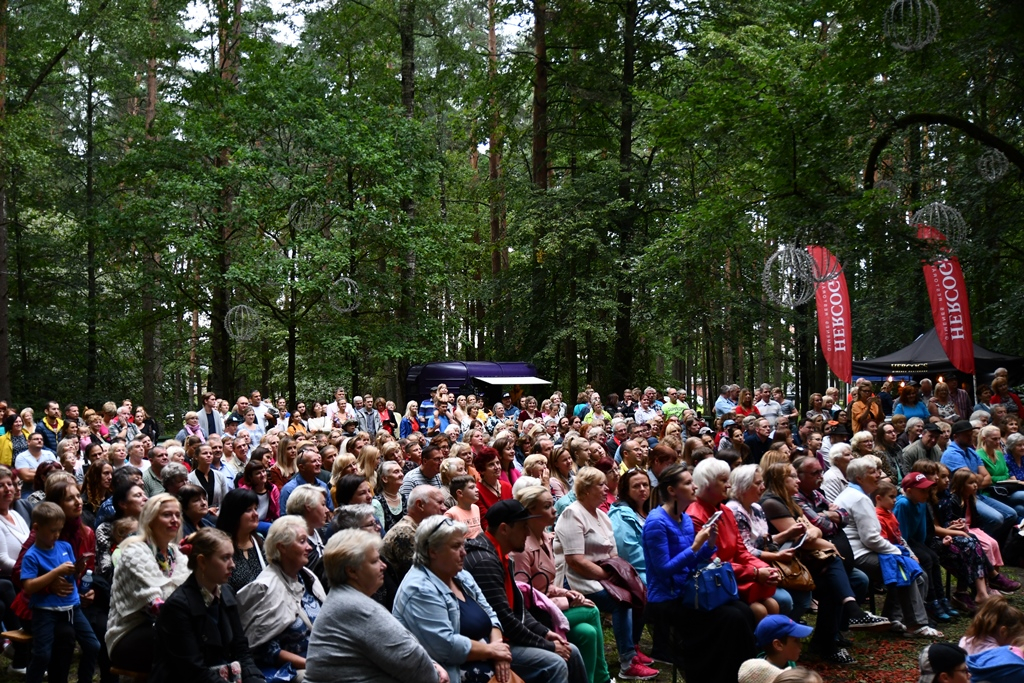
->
[[501, 392, 520, 420], [900, 423, 944, 475], [463, 500, 589, 683], [917, 643, 968, 683], [941, 420, 1016, 538]]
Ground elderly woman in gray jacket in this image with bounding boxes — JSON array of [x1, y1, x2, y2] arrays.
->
[[392, 516, 513, 683], [306, 529, 448, 683]]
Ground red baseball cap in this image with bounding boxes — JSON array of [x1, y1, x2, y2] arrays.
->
[[901, 472, 935, 490]]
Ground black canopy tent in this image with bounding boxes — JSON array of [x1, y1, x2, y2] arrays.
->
[[851, 328, 1024, 382]]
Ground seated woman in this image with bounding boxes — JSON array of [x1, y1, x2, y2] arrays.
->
[[687, 458, 779, 622], [305, 529, 446, 683], [284, 485, 331, 586], [151, 528, 264, 683], [107, 493, 191, 671], [372, 461, 407, 533], [760, 462, 888, 663], [392, 515, 511, 683], [641, 463, 756, 683], [512, 485, 610, 683], [178, 484, 217, 537], [976, 425, 1024, 520], [216, 488, 267, 592], [237, 460, 280, 533], [96, 482, 149, 584], [236, 515, 326, 682], [332, 473, 371, 508], [725, 465, 804, 618], [188, 443, 232, 512], [474, 447, 511, 526], [944, 469, 1019, 597], [833, 458, 940, 638], [554, 466, 658, 680]]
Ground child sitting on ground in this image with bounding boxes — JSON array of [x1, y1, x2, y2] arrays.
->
[[444, 475, 482, 538], [21, 502, 101, 683], [755, 615, 813, 670]]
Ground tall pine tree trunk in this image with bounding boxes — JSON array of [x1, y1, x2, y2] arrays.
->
[[394, 0, 416, 405], [141, 0, 161, 410], [611, 0, 637, 391]]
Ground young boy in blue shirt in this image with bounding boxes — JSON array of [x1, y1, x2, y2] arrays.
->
[[21, 502, 100, 683]]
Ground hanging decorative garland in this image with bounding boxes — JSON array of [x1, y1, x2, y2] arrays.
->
[[762, 245, 816, 308], [330, 276, 361, 314], [911, 202, 969, 248], [884, 0, 939, 52], [224, 305, 260, 341], [977, 148, 1009, 183]]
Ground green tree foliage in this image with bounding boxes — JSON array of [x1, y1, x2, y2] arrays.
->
[[0, 0, 1021, 420]]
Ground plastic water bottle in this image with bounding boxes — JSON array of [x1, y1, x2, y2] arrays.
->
[[80, 570, 93, 593]]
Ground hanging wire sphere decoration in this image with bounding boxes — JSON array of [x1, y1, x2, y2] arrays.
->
[[762, 245, 817, 309], [330, 276, 361, 314], [808, 244, 844, 283], [977, 148, 1010, 183], [884, 0, 939, 52], [911, 202, 969, 248], [224, 305, 260, 342]]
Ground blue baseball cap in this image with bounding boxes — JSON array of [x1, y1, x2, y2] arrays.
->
[[755, 615, 814, 649]]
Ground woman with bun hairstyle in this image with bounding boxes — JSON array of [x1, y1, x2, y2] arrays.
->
[[151, 528, 263, 683]]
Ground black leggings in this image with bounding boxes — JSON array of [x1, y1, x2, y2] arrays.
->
[[108, 623, 155, 672], [907, 539, 943, 602], [650, 599, 756, 683]]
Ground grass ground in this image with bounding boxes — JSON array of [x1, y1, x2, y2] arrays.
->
[[1, 566, 1020, 683], [616, 565, 1024, 683]]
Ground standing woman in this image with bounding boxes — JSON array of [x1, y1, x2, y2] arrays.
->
[[473, 448, 510, 526], [151, 528, 263, 683], [687, 458, 780, 622], [0, 414, 30, 467], [306, 403, 331, 435], [216, 488, 267, 592], [372, 461, 407, 533], [734, 389, 760, 419], [376, 398, 398, 436], [399, 401, 422, 439], [134, 406, 160, 442], [851, 383, 884, 433], [512, 485, 610, 683], [187, 443, 232, 511], [895, 385, 930, 421], [107, 494, 191, 671], [554, 467, 658, 680], [270, 436, 299, 490], [642, 464, 755, 683]]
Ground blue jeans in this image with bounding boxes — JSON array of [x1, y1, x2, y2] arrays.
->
[[985, 488, 1024, 521], [975, 495, 1016, 539], [848, 567, 870, 604], [774, 588, 813, 621], [510, 643, 586, 683], [27, 606, 100, 683], [586, 589, 635, 667]]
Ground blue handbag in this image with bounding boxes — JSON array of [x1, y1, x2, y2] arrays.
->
[[682, 560, 739, 611]]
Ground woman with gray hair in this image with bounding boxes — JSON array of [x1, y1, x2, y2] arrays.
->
[[285, 484, 331, 586], [833, 458, 941, 638], [687, 458, 780, 622], [372, 460, 407, 532], [821, 443, 853, 503], [305, 529, 448, 683], [392, 516, 512, 683], [237, 515, 327, 681]]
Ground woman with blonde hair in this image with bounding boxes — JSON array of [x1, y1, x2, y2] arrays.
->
[[356, 444, 381, 493], [976, 424, 1024, 518], [270, 435, 299, 489], [330, 453, 358, 487], [108, 493, 191, 671]]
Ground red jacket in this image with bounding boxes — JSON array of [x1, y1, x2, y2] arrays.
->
[[687, 497, 775, 604]]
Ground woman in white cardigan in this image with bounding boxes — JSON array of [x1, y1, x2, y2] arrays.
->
[[107, 493, 191, 671], [833, 457, 940, 638]]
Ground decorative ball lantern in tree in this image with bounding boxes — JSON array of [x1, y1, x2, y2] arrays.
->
[[884, 0, 939, 52], [977, 148, 1009, 183], [224, 305, 260, 342], [762, 245, 816, 308], [330, 276, 361, 314], [911, 202, 969, 247]]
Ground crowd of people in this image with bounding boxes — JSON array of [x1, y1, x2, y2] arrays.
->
[[0, 375, 1023, 683]]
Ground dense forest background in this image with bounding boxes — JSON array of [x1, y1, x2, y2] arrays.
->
[[0, 0, 1022, 420]]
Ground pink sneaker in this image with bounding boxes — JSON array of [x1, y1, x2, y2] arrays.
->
[[619, 661, 659, 680], [632, 646, 654, 666]]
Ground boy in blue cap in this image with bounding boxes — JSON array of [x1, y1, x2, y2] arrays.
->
[[756, 615, 814, 669]]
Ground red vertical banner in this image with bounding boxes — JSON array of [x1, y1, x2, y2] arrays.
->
[[917, 225, 975, 374], [806, 246, 852, 383]]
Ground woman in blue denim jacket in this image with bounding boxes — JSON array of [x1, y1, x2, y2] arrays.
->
[[392, 516, 512, 683]]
